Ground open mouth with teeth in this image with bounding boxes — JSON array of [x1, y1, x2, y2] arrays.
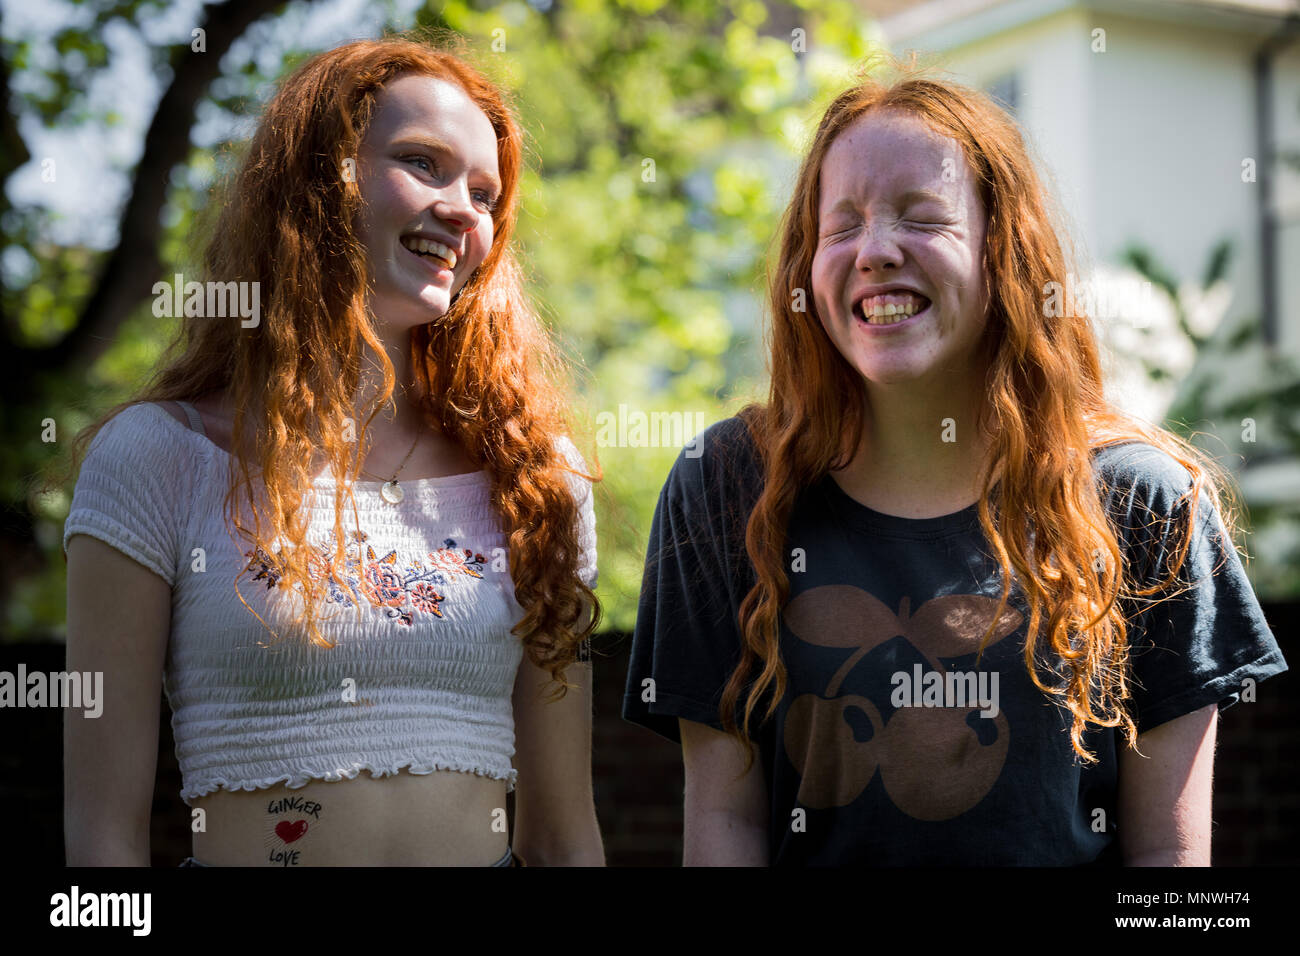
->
[[400, 235, 457, 271], [852, 291, 931, 326]]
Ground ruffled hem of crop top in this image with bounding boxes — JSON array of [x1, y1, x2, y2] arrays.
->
[[181, 758, 519, 805]]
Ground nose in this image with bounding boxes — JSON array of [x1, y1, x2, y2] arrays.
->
[[431, 179, 478, 235], [852, 221, 904, 273]]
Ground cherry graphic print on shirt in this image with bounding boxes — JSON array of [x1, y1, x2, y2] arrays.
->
[[783, 587, 1021, 820]]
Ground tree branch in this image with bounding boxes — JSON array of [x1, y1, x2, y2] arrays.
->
[[19, 0, 293, 381]]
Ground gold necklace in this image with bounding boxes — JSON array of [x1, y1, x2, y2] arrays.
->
[[359, 430, 423, 504]]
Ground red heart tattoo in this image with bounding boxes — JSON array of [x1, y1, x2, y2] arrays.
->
[[275, 820, 308, 844]]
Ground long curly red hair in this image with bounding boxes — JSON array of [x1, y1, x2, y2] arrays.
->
[[63, 35, 600, 690], [720, 65, 1244, 767]]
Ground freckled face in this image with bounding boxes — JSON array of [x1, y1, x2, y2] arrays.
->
[[355, 74, 501, 329], [810, 110, 991, 393]]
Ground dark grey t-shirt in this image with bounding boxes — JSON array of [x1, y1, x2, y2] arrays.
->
[[622, 416, 1288, 865]]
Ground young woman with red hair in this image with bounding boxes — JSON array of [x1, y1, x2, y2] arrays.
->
[[625, 68, 1286, 865], [62, 36, 602, 866]]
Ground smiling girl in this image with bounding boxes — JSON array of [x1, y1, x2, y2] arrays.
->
[[62, 36, 603, 866], [624, 68, 1286, 865]]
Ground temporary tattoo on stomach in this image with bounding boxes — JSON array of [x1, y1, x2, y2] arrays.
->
[[264, 795, 323, 866], [274, 820, 308, 843]]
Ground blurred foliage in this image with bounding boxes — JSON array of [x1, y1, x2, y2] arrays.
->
[[3, 0, 878, 638], [1121, 240, 1300, 598]]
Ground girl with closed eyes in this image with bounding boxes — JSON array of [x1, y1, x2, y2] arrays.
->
[[624, 65, 1286, 866], [62, 36, 604, 867]]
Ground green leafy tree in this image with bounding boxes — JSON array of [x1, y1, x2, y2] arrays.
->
[[1122, 240, 1300, 597], [2, 0, 308, 638]]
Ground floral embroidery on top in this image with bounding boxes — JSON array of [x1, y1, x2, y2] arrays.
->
[[244, 530, 488, 628]]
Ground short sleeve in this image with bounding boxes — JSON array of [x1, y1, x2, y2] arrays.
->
[[61, 403, 195, 588], [556, 436, 598, 590], [1110, 447, 1288, 734], [621, 417, 763, 743]]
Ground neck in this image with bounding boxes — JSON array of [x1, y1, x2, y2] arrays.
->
[[305, 329, 432, 480], [352, 328, 426, 435], [834, 369, 996, 518]]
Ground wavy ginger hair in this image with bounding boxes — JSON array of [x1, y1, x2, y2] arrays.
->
[[63, 36, 600, 690], [720, 67, 1244, 767]]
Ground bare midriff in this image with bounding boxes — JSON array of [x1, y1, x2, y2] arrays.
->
[[189, 768, 510, 866]]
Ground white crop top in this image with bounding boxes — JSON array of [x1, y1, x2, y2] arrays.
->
[[61, 401, 598, 804]]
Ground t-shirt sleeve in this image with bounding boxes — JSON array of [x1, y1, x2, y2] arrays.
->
[[61, 403, 193, 588], [556, 436, 598, 590], [1114, 449, 1288, 734], [621, 419, 760, 744]]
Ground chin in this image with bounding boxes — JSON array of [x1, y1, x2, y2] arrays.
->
[[850, 361, 917, 383], [371, 301, 450, 331], [408, 289, 452, 318]]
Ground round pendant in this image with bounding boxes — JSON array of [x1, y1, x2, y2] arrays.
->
[[380, 480, 404, 504]]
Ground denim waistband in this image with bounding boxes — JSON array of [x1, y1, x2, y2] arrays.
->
[[180, 845, 515, 866]]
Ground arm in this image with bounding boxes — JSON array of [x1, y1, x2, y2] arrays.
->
[[510, 608, 605, 866], [680, 718, 769, 866], [64, 534, 172, 866], [1117, 702, 1217, 866]]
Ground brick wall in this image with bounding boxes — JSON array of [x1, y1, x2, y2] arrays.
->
[[591, 633, 685, 865], [7, 602, 1295, 865]]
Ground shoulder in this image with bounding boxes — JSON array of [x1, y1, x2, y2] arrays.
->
[[1091, 440, 1200, 515], [700, 414, 762, 466], [655, 415, 765, 529], [153, 401, 190, 429], [663, 414, 761, 486], [81, 402, 202, 483], [553, 434, 590, 472], [1090, 441, 1229, 570], [93, 402, 186, 450], [553, 435, 597, 498], [64, 402, 202, 574], [551, 436, 599, 522]]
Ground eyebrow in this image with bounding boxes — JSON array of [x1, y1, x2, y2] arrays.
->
[[824, 188, 956, 215], [393, 135, 502, 193]]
